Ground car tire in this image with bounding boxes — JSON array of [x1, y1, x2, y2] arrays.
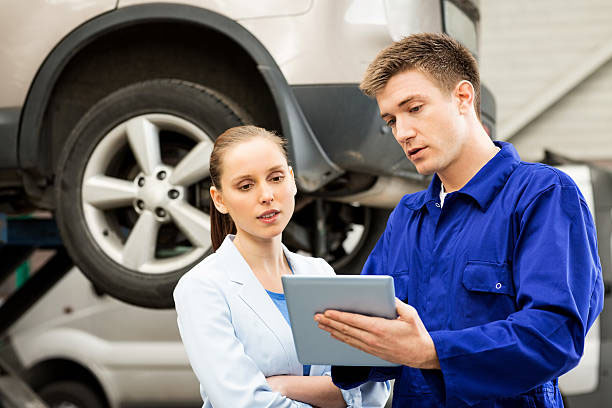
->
[[284, 200, 391, 275], [55, 79, 247, 308], [38, 381, 105, 408], [333, 206, 391, 275]]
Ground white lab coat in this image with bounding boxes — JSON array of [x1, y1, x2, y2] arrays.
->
[[174, 235, 389, 408]]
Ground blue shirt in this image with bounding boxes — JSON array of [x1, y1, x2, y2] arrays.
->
[[267, 261, 311, 377], [332, 142, 604, 407], [266, 290, 291, 325]]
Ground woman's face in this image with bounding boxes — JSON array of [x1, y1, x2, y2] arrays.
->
[[210, 137, 296, 243]]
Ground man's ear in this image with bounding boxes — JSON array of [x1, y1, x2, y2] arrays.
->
[[454, 80, 475, 115], [210, 186, 228, 214], [288, 166, 298, 196]]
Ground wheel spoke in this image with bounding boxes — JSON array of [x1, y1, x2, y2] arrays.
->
[[167, 201, 212, 249], [169, 140, 214, 186], [82, 175, 137, 209], [126, 116, 162, 176], [123, 211, 160, 270]]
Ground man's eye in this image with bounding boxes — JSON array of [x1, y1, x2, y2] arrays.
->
[[239, 184, 253, 191], [271, 175, 285, 182], [410, 105, 422, 113], [386, 119, 396, 127]]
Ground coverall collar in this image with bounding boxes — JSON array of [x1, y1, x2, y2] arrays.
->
[[406, 141, 521, 211]]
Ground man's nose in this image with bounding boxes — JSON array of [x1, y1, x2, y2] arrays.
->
[[395, 117, 416, 143]]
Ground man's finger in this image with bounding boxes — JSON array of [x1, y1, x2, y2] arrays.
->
[[395, 298, 415, 317], [318, 323, 353, 343], [316, 314, 374, 343], [314, 311, 359, 330], [322, 309, 381, 330], [317, 322, 334, 333], [314, 313, 332, 326], [329, 331, 388, 361]]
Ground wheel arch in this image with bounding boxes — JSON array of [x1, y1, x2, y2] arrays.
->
[[19, 2, 340, 203], [23, 358, 112, 408]]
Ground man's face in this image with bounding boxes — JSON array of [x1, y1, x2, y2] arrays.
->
[[376, 69, 466, 176]]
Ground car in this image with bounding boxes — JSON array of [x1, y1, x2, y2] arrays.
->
[[0, 0, 494, 308], [1, 266, 201, 408], [548, 162, 611, 407]]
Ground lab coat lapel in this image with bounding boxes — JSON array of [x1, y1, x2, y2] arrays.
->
[[218, 236, 302, 374], [282, 247, 310, 278]]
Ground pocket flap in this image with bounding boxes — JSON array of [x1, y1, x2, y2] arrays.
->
[[390, 270, 410, 300], [462, 261, 515, 296]]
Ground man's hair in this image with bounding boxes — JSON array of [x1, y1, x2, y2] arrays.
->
[[360, 32, 481, 117]]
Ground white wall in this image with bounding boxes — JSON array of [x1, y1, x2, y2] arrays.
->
[[479, 0, 612, 163]]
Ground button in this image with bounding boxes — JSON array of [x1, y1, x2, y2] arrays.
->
[[435, 203, 441, 207], [495, 282, 502, 289]]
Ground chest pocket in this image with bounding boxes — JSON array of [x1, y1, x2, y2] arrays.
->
[[390, 270, 411, 302], [458, 261, 517, 328]]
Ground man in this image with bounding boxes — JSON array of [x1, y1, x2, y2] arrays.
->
[[314, 33, 604, 407]]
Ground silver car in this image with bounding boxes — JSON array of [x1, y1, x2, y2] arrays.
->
[[0, 0, 494, 308]]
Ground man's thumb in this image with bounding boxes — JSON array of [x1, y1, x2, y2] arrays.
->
[[395, 297, 415, 318]]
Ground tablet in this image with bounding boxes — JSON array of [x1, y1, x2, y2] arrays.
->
[[282, 275, 400, 367]]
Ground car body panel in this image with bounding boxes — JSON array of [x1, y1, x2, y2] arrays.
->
[[239, 0, 442, 85], [8, 268, 200, 408], [119, 0, 313, 19], [562, 163, 612, 406], [0, 0, 116, 108], [0, 0, 444, 111], [556, 165, 601, 395], [1, 0, 459, 195], [15, 3, 343, 191]]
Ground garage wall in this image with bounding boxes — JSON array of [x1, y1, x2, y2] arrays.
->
[[479, 0, 612, 164]]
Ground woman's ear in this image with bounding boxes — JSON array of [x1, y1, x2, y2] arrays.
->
[[210, 186, 228, 214], [288, 166, 298, 196]]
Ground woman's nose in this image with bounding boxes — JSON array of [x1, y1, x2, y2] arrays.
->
[[259, 185, 274, 204]]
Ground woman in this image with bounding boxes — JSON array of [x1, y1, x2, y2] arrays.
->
[[174, 125, 389, 407]]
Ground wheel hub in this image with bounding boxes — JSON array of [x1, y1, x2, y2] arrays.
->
[[133, 167, 185, 222]]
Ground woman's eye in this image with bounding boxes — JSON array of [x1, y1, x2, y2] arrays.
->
[[238, 183, 253, 191], [271, 175, 285, 182], [386, 119, 396, 128]]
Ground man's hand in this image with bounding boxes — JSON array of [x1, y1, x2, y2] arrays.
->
[[314, 298, 440, 369]]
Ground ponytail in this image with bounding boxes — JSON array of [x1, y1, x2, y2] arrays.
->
[[210, 200, 236, 252]]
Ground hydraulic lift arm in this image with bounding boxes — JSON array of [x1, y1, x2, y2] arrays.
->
[[0, 214, 73, 408]]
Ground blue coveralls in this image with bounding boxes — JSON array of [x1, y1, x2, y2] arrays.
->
[[332, 142, 604, 407]]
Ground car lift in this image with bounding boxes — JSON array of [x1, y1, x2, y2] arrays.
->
[[0, 213, 72, 408]]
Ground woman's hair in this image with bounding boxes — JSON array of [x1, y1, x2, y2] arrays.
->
[[360, 32, 481, 118], [209, 125, 289, 251]]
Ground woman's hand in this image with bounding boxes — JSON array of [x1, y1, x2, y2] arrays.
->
[[265, 375, 346, 408], [266, 375, 289, 396]]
